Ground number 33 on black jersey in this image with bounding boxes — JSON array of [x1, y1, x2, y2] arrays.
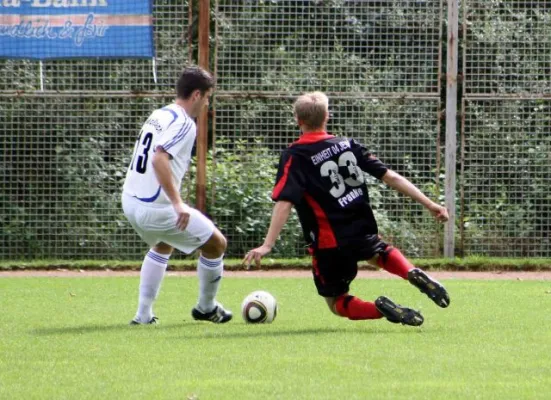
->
[[271, 132, 389, 250]]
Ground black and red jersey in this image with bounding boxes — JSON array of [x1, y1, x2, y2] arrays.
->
[[271, 131, 389, 250]]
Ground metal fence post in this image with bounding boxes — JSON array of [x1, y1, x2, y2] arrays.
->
[[444, 0, 459, 257], [196, 0, 210, 213]]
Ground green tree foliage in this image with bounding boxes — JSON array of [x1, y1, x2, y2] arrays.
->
[[462, 100, 551, 257], [216, 0, 441, 93]]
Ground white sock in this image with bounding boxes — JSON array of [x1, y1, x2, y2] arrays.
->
[[135, 249, 169, 322], [196, 254, 224, 313]]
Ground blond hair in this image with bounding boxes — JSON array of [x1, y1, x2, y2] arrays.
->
[[293, 91, 329, 130]]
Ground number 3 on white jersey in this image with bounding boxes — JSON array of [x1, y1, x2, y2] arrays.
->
[[130, 129, 154, 174], [320, 151, 364, 198]]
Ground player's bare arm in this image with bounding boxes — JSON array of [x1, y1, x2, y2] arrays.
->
[[381, 169, 449, 223], [243, 200, 294, 269], [151, 147, 190, 230]]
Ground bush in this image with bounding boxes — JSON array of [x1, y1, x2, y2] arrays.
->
[[184, 140, 304, 258], [184, 138, 439, 258]]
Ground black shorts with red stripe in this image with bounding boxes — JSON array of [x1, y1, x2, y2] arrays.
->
[[311, 235, 388, 297]]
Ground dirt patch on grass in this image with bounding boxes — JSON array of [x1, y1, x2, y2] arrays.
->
[[1, 269, 551, 280]]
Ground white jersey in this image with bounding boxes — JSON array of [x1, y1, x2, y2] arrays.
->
[[123, 103, 196, 206]]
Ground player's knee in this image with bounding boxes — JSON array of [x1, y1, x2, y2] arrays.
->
[[201, 230, 227, 258], [153, 242, 173, 255], [212, 231, 227, 254], [329, 306, 341, 317], [324, 297, 343, 317], [218, 234, 228, 253]]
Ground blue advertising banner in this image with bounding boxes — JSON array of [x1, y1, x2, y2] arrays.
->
[[0, 0, 154, 60]]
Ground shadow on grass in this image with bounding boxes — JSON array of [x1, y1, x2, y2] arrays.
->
[[33, 322, 426, 338], [32, 322, 196, 336], [169, 327, 421, 340]]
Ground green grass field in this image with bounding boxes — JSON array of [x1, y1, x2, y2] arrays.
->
[[1, 276, 550, 399]]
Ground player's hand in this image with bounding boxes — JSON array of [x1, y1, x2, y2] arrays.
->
[[243, 244, 273, 270], [173, 202, 190, 230], [428, 203, 449, 223]]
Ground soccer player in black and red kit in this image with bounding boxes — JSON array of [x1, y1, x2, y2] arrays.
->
[[243, 92, 450, 326]]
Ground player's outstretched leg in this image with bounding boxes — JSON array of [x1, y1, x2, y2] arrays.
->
[[131, 248, 170, 325], [375, 296, 424, 327], [376, 246, 450, 308], [333, 294, 384, 321], [408, 268, 450, 308], [376, 246, 413, 279], [191, 229, 233, 323]]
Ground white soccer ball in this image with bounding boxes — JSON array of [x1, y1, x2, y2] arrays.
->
[[241, 290, 278, 324]]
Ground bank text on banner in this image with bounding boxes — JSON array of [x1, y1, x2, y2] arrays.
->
[[0, 0, 154, 60]]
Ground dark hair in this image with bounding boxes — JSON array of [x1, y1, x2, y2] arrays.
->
[[176, 66, 215, 99]]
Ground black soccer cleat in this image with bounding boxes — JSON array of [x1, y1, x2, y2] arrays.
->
[[192, 304, 233, 324], [408, 268, 450, 308], [375, 296, 424, 327], [129, 316, 159, 325]]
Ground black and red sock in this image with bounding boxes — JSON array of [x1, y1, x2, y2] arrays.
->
[[377, 246, 413, 279], [335, 295, 383, 320]]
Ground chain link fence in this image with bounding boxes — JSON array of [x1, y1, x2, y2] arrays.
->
[[461, 0, 551, 257], [214, 0, 444, 257], [1, 0, 550, 260], [215, 1, 442, 94], [0, 1, 189, 259]]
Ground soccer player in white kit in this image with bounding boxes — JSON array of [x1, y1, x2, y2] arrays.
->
[[122, 66, 232, 324]]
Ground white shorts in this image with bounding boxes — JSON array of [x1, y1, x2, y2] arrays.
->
[[121, 193, 215, 254]]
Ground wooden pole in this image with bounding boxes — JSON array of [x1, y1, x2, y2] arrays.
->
[[196, 0, 210, 213], [444, 0, 459, 257]]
